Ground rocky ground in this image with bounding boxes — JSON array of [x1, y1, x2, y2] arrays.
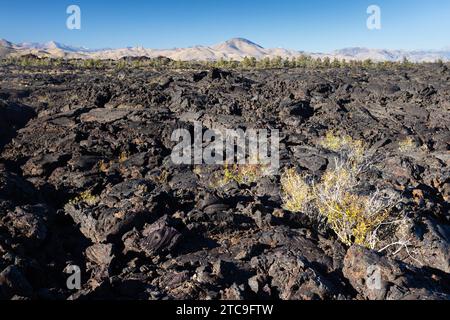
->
[[0, 62, 449, 300]]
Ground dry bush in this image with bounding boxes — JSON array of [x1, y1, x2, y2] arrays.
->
[[222, 163, 261, 185], [281, 131, 400, 249], [313, 158, 399, 248], [68, 190, 99, 206], [320, 130, 366, 162], [221, 153, 272, 186], [97, 151, 130, 175], [119, 151, 129, 164], [398, 136, 416, 152], [281, 168, 314, 213], [98, 160, 109, 173]]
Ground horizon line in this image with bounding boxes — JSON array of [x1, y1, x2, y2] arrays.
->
[[2, 37, 450, 53]]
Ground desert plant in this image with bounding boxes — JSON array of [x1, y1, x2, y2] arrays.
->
[[222, 163, 259, 185], [118, 151, 129, 164], [281, 168, 314, 213], [98, 160, 109, 173], [221, 153, 271, 186], [68, 190, 99, 206], [281, 131, 399, 249], [319, 130, 367, 164], [398, 136, 416, 152], [312, 158, 398, 248]]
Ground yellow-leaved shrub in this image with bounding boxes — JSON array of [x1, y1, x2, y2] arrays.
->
[[281, 131, 398, 249]]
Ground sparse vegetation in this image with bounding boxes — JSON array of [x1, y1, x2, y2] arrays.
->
[[398, 136, 416, 152], [220, 153, 271, 186], [313, 159, 398, 248], [222, 163, 260, 185], [281, 168, 314, 213], [118, 151, 129, 164], [319, 130, 366, 162], [98, 160, 109, 173], [68, 190, 99, 206], [151, 169, 169, 185], [282, 131, 399, 249]]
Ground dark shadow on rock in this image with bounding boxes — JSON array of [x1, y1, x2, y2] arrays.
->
[[0, 100, 36, 152]]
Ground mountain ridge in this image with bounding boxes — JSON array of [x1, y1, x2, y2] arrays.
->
[[1, 37, 450, 62]]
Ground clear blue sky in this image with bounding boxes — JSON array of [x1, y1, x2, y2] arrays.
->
[[1, 0, 449, 52]]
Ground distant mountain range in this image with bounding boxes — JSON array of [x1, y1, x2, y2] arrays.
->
[[1, 37, 450, 62]]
